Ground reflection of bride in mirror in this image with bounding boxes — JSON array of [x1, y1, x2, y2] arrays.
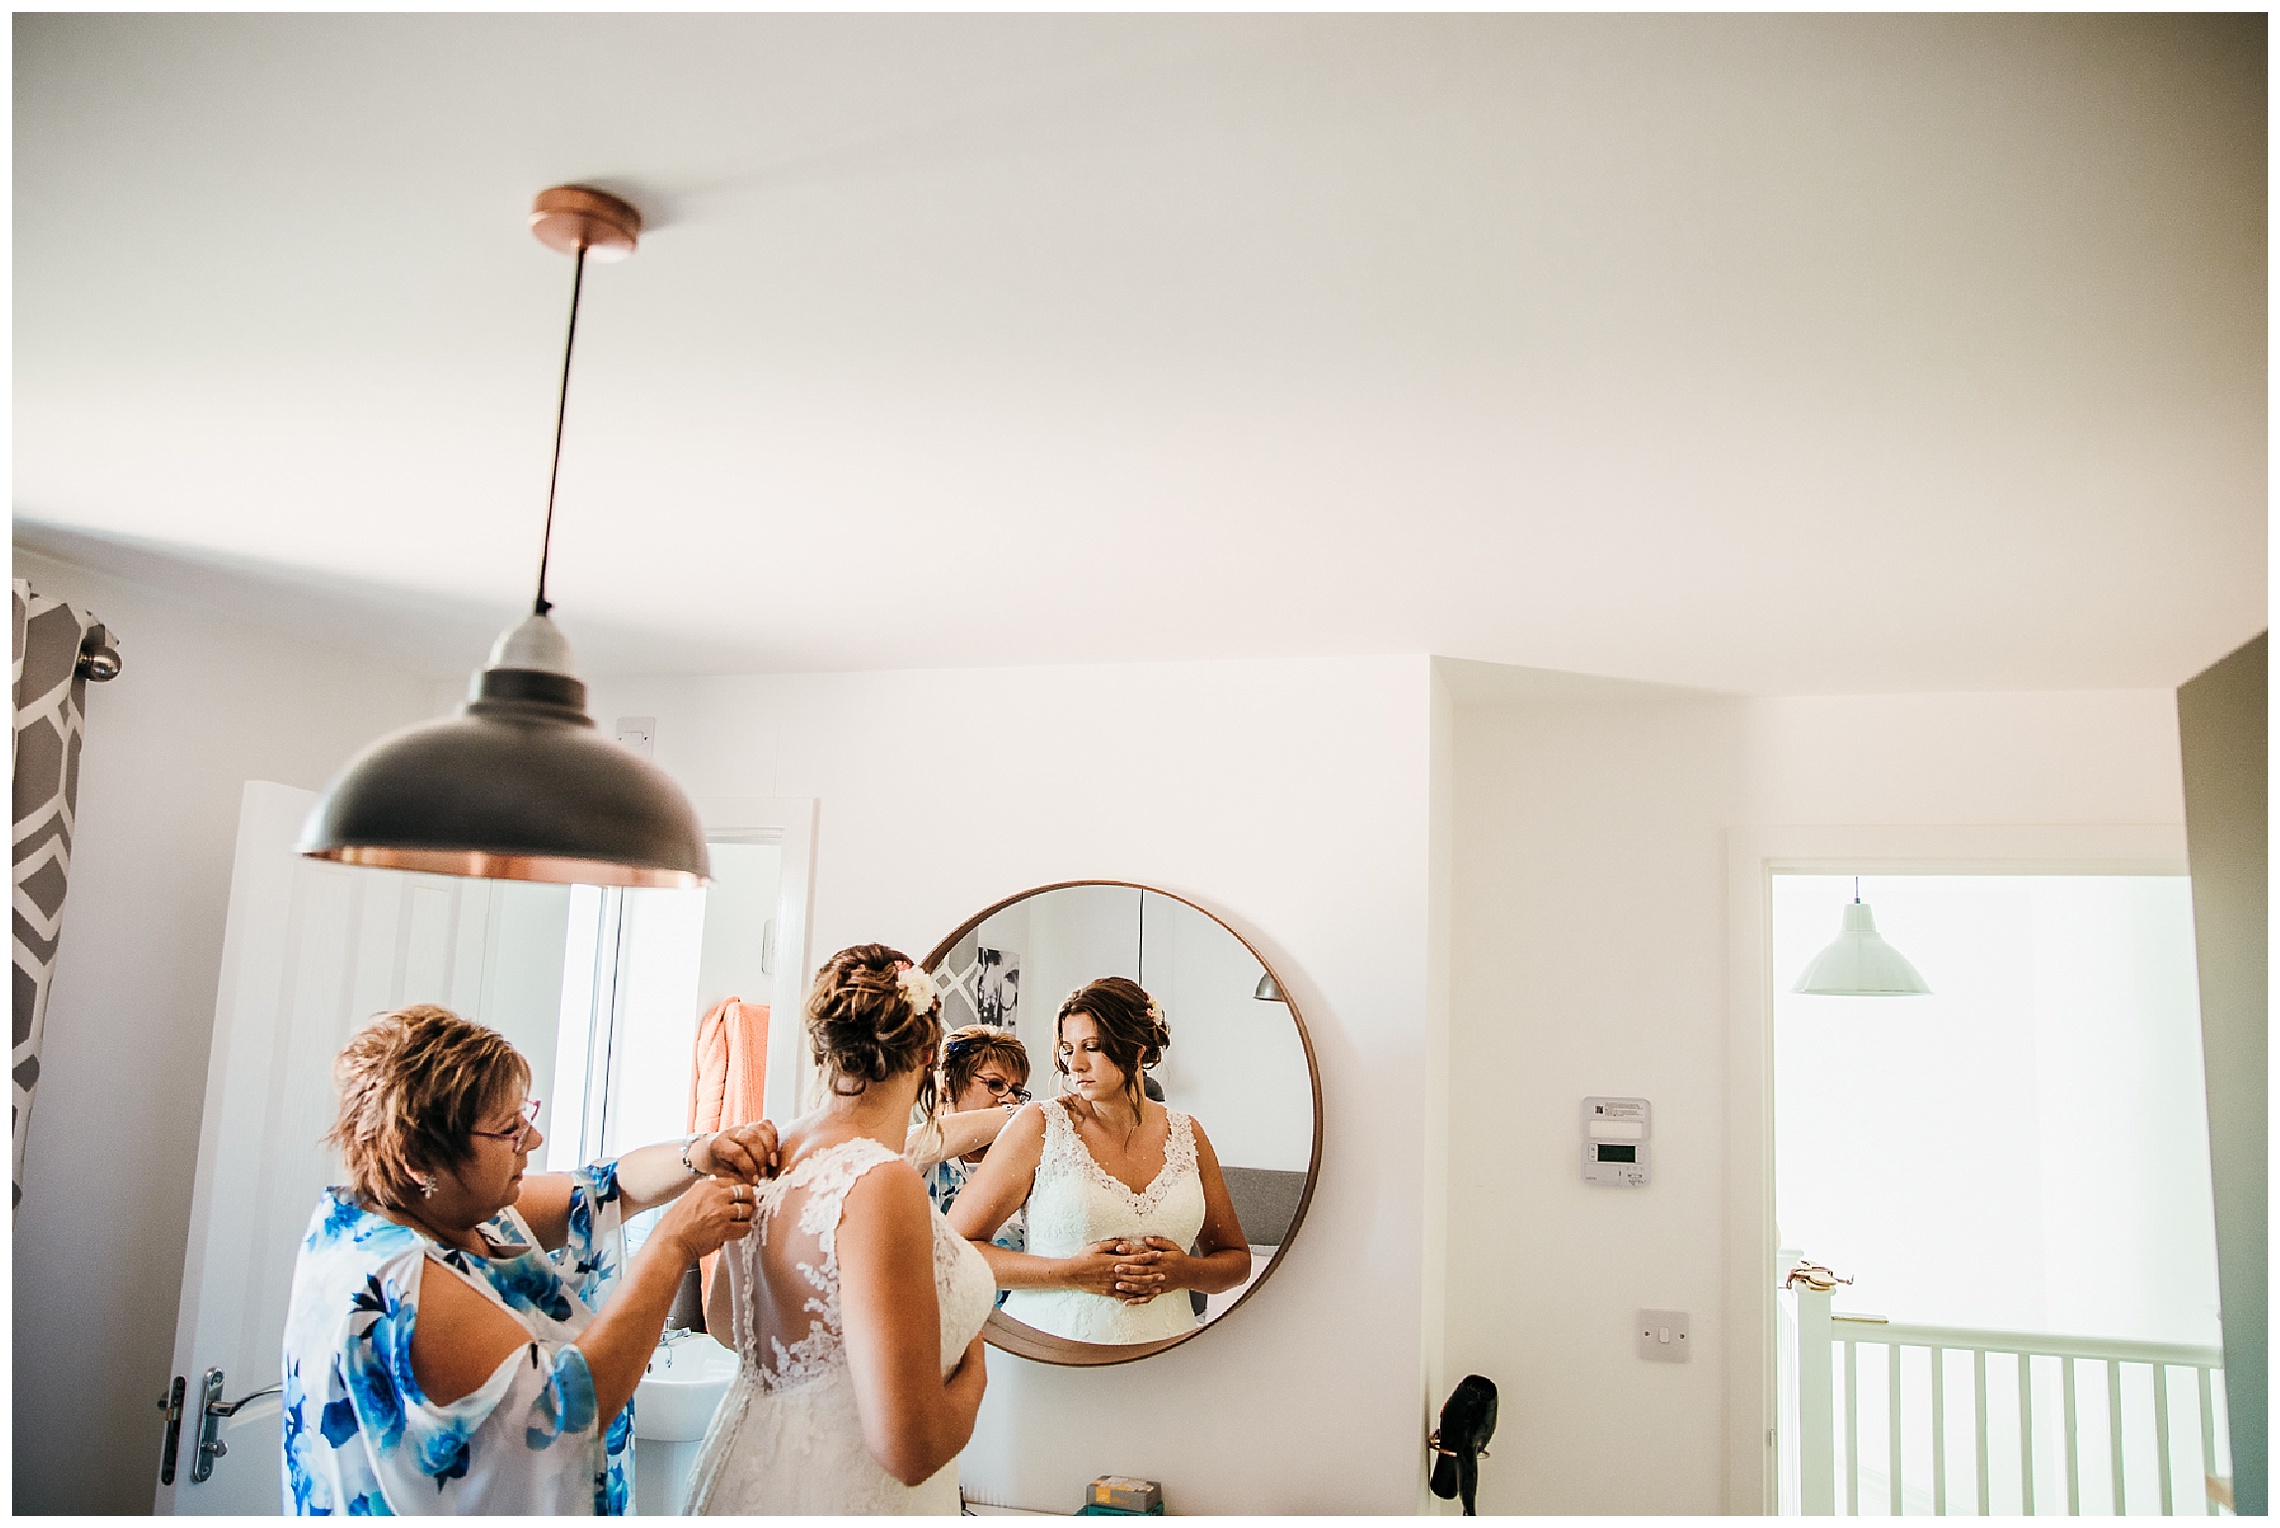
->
[[947, 978, 1251, 1344]]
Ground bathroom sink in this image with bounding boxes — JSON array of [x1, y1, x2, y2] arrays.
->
[[635, 1334, 738, 1442]]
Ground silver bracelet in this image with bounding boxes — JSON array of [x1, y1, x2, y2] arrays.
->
[[680, 1132, 709, 1177]]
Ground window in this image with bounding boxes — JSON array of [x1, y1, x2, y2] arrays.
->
[[1771, 873, 2223, 1515], [1773, 873, 2216, 1342], [544, 844, 785, 1239]]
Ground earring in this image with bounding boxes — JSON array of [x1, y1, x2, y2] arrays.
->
[[415, 1174, 436, 1200]]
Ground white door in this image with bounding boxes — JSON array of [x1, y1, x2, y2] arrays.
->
[[155, 782, 569, 1513]]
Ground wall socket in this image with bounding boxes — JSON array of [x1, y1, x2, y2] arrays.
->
[[616, 716, 657, 758], [1637, 1308, 1690, 1362]]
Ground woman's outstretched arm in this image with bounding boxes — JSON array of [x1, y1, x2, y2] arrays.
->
[[905, 1104, 1019, 1170], [517, 1123, 780, 1249]]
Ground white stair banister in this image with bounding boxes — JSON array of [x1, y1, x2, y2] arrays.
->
[[2019, 1350, 2036, 1514], [1788, 1301, 2226, 1517], [2063, 1355, 2081, 1515], [1786, 1260, 1850, 1515]]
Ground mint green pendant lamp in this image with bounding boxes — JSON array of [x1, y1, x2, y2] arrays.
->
[[1792, 879, 1932, 997]]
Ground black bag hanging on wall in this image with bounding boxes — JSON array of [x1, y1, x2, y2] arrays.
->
[[1428, 1374, 1499, 1515]]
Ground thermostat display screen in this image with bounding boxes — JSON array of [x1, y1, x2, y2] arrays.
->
[[1580, 1096, 1652, 1185]]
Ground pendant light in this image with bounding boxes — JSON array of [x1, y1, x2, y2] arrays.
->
[[298, 187, 710, 889], [1792, 878, 1931, 996]]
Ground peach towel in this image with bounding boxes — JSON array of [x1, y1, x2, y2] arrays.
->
[[687, 996, 770, 1308]]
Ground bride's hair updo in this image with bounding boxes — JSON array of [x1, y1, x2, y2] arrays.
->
[[1054, 976, 1169, 1105], [806, 944, 943, 1119]]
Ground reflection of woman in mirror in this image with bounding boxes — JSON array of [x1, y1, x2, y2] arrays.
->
[[913, 1028, 1031, 1259], [947, 979, 1251, 1345]]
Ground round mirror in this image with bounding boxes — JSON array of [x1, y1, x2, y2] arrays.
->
[[921, 881, 1321, 1365]]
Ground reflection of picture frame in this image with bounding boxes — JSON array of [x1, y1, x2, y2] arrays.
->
[[976, 947, 1020, 1028]]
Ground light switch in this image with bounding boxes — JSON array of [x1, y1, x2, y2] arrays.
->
[[616, 717, 657, 758], [1637, 1308, 1690, 1362]]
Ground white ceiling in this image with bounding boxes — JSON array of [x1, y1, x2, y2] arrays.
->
[[14, 13, 2266, 692]]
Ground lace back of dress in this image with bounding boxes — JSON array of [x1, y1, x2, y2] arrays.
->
[[728, 1137, 895, 1394]]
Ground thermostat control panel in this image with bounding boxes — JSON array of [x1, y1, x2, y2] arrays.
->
[[1582, 1096, 1651, 1186]]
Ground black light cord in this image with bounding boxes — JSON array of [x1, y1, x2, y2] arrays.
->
[[534, 242, 590, 617]]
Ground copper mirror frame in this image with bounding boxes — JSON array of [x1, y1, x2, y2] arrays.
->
[[921, 880, 1324, 1367]]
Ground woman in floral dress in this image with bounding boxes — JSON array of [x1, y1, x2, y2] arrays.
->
[[281, 1004, 777, 1515]]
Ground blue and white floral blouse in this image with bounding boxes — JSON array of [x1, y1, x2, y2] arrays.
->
[[927, 1154, 1024, 1249], [280, 1162, 631, 1515]]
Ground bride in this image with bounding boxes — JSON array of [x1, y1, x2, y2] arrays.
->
[[947, 977, 1251, 1345], [685, 946, 993, 1514]]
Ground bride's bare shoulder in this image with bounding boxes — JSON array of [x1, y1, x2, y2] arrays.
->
[[774, 1119, 901, 1175], [769, 1112, 847, 1167]]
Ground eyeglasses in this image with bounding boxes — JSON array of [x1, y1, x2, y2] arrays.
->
[[978, 1077, 1031, 1104], [470, 1098, 542, 1151]]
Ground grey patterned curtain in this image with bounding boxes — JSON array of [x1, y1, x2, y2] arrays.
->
[[11, 580, 119, 1211]]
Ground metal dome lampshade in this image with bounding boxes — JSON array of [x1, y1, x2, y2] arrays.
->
[[299, 186, 710, 889], [300, 614, 708, 887], [1792, 882, 1931, 997]]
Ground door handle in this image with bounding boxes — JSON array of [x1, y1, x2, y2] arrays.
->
[[189, 1367, 283, 1485], [155, 1376, 187, 1486]]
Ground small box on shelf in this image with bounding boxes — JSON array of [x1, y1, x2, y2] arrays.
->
[[1081, 1476, 1164, 1514]]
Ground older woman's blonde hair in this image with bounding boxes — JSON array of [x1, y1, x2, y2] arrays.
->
[[327, 1005, 529, 1210]]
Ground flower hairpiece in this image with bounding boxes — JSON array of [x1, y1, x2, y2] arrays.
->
[[1146, 998, 1166, 1028], [897, 963, 941, 1015]]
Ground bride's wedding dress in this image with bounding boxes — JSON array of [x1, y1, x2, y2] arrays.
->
[[684, 1136, 995, 1515], [1001, 1096, 1205, 1346]]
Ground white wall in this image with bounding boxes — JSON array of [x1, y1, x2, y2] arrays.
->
[[1146, 894, 1312, 1174], [1442, 674, 2185, 1515], [10, 547, 438, 1515], [1024, 883, 1137, 1073], [1420, 664, 1455, 1511], [1446, 683, 1746, 1516], [695, 842, 781, 1014], [586, 655, 1436, 1515], [1738, 690, 2185, 826]]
